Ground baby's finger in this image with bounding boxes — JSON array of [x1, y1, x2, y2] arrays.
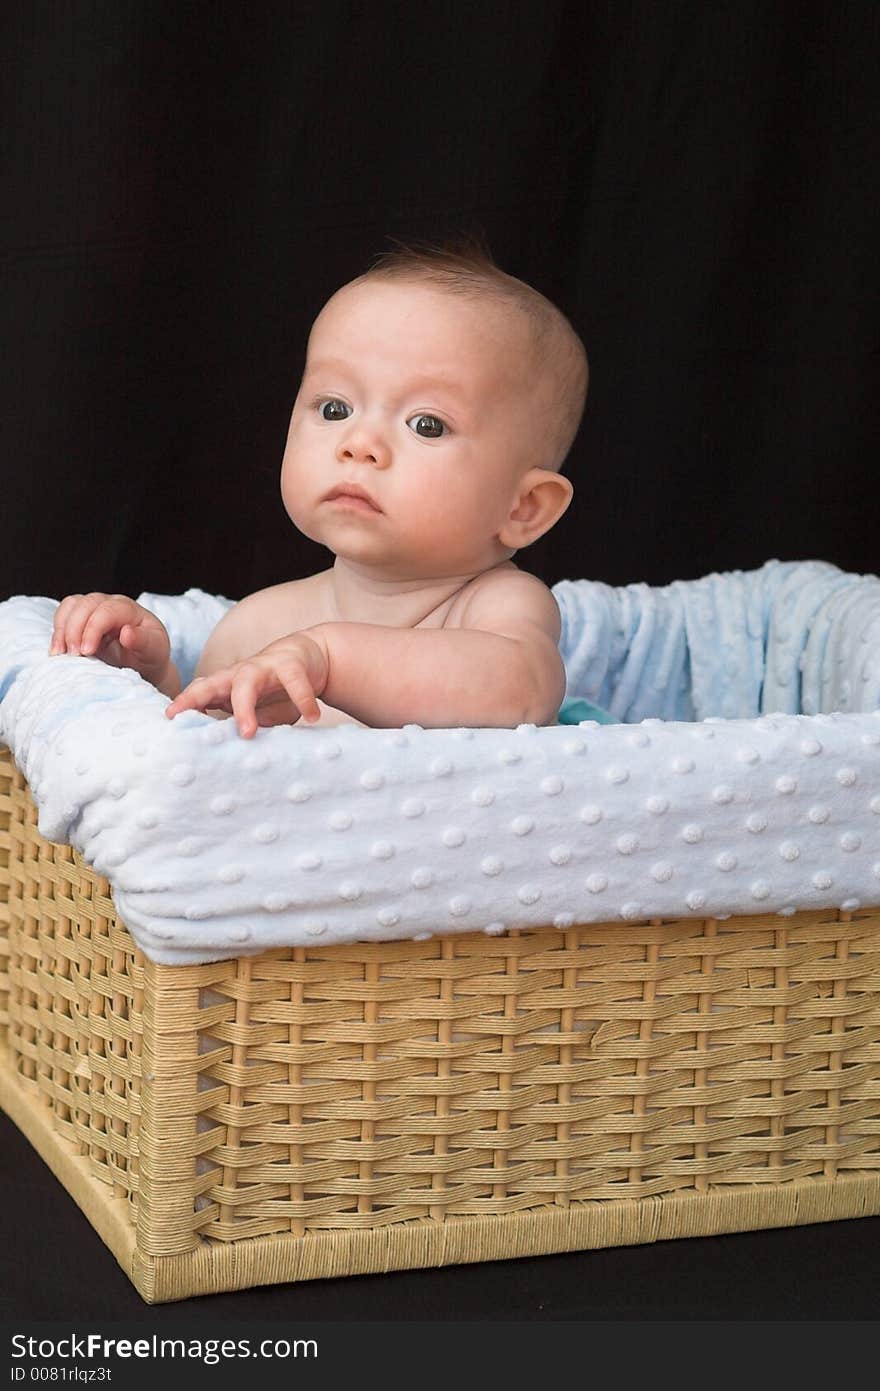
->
[[165, 674, 233, 720], [269, 658, 321, 725], [80, 599, 135, 655], [60, 595, 108, 654], [51, 593, 98, 654], [167, 682, 232, 718], [118, 621, 166, 661], [49, 594, 84, 654], [258, 659, 321, 728], [228, 666, 266, 739], [230, 664, 318, 735]]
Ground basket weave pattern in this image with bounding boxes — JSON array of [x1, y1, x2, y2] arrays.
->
[[2, 744, 880, 1298]]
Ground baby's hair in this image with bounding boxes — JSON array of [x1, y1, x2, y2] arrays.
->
[[353, 234, 589, 473]]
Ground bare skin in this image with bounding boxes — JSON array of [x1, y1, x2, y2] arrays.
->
[[50, 279, 575, 734]]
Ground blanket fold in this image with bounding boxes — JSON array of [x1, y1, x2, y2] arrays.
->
[[554, 557, 880, 722]]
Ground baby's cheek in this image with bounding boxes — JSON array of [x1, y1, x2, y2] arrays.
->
[[403, 511, 459, 561], [410, 487, 469, 538], [281, 473, 320, 541], [430, 490, 496, 558], [415, 497, 450, 532]]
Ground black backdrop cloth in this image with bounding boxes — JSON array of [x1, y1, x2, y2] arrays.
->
[[2, 0, 880, 1323], [2, 1, 878, 606]]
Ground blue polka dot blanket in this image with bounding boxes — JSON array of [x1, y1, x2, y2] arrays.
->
[[1, 558, 879, 964]]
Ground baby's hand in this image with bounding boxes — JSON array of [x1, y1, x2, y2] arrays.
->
[[49, 592, 172, 689], [164, 632, 330, 738]]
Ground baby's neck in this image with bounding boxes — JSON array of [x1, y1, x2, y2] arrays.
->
[[324, 558, 508, 628]]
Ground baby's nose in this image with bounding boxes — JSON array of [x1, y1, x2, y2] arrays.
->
[[335, 424, 390, 467]]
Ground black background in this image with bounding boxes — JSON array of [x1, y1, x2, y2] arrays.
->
[[2, 0, 879, 1321], [3, 0, 878, 606]]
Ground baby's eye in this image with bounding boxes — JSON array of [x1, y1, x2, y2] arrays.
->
[[406, 413, 446, 438], [318, 399, 351, 422]]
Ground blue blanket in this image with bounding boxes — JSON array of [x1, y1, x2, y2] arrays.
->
[[553, 557, 880, 721]]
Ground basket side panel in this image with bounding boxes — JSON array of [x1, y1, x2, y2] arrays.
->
[[0, 746, 145, 1220], [187, 909, 880, 1244], [0, 747, 13, 1045], [3, 748, 43, 1084]]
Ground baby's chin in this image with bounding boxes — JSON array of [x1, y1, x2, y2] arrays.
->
[[316, 523, 396, 559], [292, 508, 506, 577]]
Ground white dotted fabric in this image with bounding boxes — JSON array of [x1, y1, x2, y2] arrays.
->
[[1, 559, 879, 966]]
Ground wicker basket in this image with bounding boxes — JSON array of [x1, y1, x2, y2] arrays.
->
[[2, 743, 880, 1303]]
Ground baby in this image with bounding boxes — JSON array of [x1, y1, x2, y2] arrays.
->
[[49, 241, 589, 735]]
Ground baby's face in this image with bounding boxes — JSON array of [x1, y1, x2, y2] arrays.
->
[[280, 280, 544, 579]]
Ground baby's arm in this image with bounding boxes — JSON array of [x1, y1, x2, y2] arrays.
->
[[166, 572, 564, 732], [306, 570, 564, 727]]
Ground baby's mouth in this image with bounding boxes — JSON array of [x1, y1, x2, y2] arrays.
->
[[323, 484, 383, 513]]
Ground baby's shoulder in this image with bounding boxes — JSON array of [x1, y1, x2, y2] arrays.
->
[[238, 571, 329, 616], [222, 572, 333, 653], [447, 563, 560, 640]]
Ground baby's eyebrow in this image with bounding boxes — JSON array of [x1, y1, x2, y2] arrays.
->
[[303, 356, 355, 377], [400, 371, 469, 398], [304, 358, 469, 400]]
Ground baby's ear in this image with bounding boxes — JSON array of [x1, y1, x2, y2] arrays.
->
[[497, 468, 573, 549]]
